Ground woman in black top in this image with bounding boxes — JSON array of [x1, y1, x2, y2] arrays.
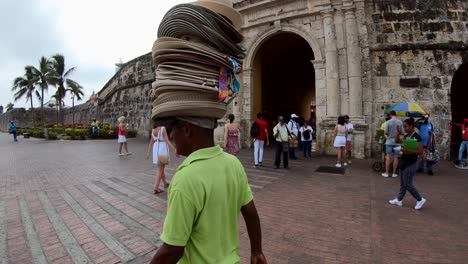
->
[[389, 118, 427, 210]]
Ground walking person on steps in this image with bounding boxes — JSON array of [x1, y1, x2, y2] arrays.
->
[[146, 124, 178, 194], [224, 114, 241, 155], [288, 114, 300, 160], [273, 116, 293, 169], [251, 112, 269, 168], [389, 118, 427, 210]]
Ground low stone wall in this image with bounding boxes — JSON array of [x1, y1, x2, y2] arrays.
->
[[0, 108, 57, 132]]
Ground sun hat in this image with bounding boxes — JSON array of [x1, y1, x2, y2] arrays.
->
[[151, 2, 244, 124], [191, 0, 243, 30], [157, 4, 244, 57]]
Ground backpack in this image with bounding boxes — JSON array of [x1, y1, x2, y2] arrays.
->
[[250, 121, 259, 138], [302, 129, 311, 140]]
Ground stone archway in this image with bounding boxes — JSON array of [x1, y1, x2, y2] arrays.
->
[[253, 32, 315, 125], [450, 63, 468, 159], [239, 25, 325, 145]]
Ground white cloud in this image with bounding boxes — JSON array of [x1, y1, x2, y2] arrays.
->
[[0, 0, 191, 109]]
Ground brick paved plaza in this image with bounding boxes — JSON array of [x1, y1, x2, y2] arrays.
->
[[0, 133, 467, 264]]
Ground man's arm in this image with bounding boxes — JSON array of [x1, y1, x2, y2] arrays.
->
[[150, 244, 184, 264], [241, 201, 267, 264]]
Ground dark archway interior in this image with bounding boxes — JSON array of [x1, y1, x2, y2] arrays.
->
[[253, 33, 315, 126], [450, 63, 468, 159]]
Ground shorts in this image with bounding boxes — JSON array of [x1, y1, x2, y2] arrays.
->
[[334, 136, 346, 148], [385, 144, 401, 158], [118, 135, 127, 143], [346, 141, 352, 151]]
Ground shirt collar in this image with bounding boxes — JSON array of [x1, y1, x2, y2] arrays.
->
[[177, 145, 223, 171]]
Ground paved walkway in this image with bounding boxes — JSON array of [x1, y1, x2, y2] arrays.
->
[[0, 133, 467, 263]]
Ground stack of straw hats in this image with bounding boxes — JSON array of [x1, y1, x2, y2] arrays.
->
[[151, 0, 244, 121]]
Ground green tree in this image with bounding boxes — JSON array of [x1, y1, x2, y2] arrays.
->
[[12, 67, 40, 126], [27, 56, 54, 127], [66, 81, 84, 128], [50, 54, 81, 130], [6, 103, 14, 112]]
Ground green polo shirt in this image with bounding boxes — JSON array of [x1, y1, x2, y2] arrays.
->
[[160, 145, 253, 263]]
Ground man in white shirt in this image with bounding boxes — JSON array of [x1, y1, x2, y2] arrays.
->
[[344, 115, 354, 164], [288, 113, 300, 160]]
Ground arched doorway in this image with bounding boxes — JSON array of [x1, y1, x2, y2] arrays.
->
[[450, 62, 468, 159], [252, 32, 315, 130]]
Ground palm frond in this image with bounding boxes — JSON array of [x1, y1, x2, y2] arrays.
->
[[64, 67, 76, 77], [14, 88, 28, 101], [51, 54, 65, 75], [35, 90, 42, 101]]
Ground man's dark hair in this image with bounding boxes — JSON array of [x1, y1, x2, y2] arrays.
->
[[343, 115, 349, 119], [390, 110, 397, 116], [338, 116, 345, 126], [404, 117, 415, 127], [257, 112, 262, 119], [228, 114, 235, 123]]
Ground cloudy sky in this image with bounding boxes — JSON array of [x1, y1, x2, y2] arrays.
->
[[0, 0, 191, 109]]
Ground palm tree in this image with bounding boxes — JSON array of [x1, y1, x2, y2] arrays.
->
[[12, 67, 40, 126], [27, 56, 54, 127], [6, 103, 14, 112], [50, 54, 81, 130], [66, 81, 84, 128]]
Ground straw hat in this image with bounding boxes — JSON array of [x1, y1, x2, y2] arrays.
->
[[191, 0, 242, 30]]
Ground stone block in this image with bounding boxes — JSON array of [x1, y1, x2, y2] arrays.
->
[[386, 64, 402, 76], [380, 77, 399, 90]]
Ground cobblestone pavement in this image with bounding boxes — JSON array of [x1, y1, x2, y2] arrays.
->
[[1, 133, 467, 263]]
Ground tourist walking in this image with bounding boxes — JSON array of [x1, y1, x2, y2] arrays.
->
[[251, 112, 269, 167], [9, 121, 17, 142], [117, 116, 131, 156], [273, 116, 293, 169], [451, 119, 468, 164], [332, 116, 348, 167], [382, 111, 403, 177], [299, 121, 313, 158], [224, 114, 241, 155], [288, 114, 300, 160], [416, 115, 434, 175], [344, 115, 354, 164], [389, 118, 427, 210], [146, 125, 177, 194]]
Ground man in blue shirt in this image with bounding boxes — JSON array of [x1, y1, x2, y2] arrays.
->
[[9, 121, 18, 142], [416, 115, 434, 175]]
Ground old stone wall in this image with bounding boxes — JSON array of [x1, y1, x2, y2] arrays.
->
[[0, 108, 57, 132], [367, 0, 468, 158], [62, 53, 155, 136]]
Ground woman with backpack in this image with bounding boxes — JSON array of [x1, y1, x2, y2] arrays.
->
[[300, 121, 313, 158]]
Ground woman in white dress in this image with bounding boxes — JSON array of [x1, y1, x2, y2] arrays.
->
[[331, 116, 348, 168], [146, 125, 177, 194]]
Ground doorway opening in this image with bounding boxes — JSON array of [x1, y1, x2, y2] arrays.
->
[[450, 63, 468, 160], [252, 32, 315, 133]]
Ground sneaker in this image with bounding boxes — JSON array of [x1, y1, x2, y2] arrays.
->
[[414, 198, 426, 210], [391, 173, 398, 178], [343, 162, 348, 166], [254, 164, 258, 168], [126, 152, 132, 155], [348, 160, 352, 164], [336, 163, 342, 168], [382, 173, 389, 177], [389, 198, 403, 206], [118, 153, 125, 156], [259, 162, 264, 167]]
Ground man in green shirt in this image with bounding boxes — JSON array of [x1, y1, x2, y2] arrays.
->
[[151, 118, 267, 264]]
